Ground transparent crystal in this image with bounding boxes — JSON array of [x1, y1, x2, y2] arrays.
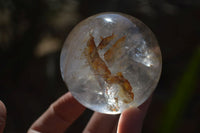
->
[[60, 12, 162, 114]]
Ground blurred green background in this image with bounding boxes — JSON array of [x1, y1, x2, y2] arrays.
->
[[0, 0, 200, 132]]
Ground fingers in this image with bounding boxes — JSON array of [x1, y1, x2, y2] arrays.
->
[[83, 112, 119, 133], [28, 92, 85, 133], [0, 101, 6, 133], [117, 97, 152, 133]]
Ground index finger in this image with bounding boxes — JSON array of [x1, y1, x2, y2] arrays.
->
[[28, 92, 85, 133]]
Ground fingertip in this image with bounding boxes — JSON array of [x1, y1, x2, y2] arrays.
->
[[51, 92, 86, 123], [118, 107, 143, 133], [0, 101, 6, 117], [0, 100, 7, 133], [27, 129, 40, 133], [117, 97, 152, 133], [29, 92, 86, 133]]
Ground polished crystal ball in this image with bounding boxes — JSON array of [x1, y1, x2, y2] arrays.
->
[[60, 12, 162, 114]]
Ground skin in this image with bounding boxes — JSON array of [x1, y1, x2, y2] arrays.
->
[[0, 101, 6, 133], [0, 92, 151, 133]]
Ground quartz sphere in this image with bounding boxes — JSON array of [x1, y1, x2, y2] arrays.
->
[[60, 12, 162, 114]]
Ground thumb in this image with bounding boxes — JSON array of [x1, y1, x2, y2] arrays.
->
[[0, 101, 6, 133], [117, 97, 152, 133]]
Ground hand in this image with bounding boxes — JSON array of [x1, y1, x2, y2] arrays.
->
[[0, 92, 151, 133]]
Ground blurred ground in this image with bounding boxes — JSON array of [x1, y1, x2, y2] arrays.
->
[[0, 0, 200, 132]]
